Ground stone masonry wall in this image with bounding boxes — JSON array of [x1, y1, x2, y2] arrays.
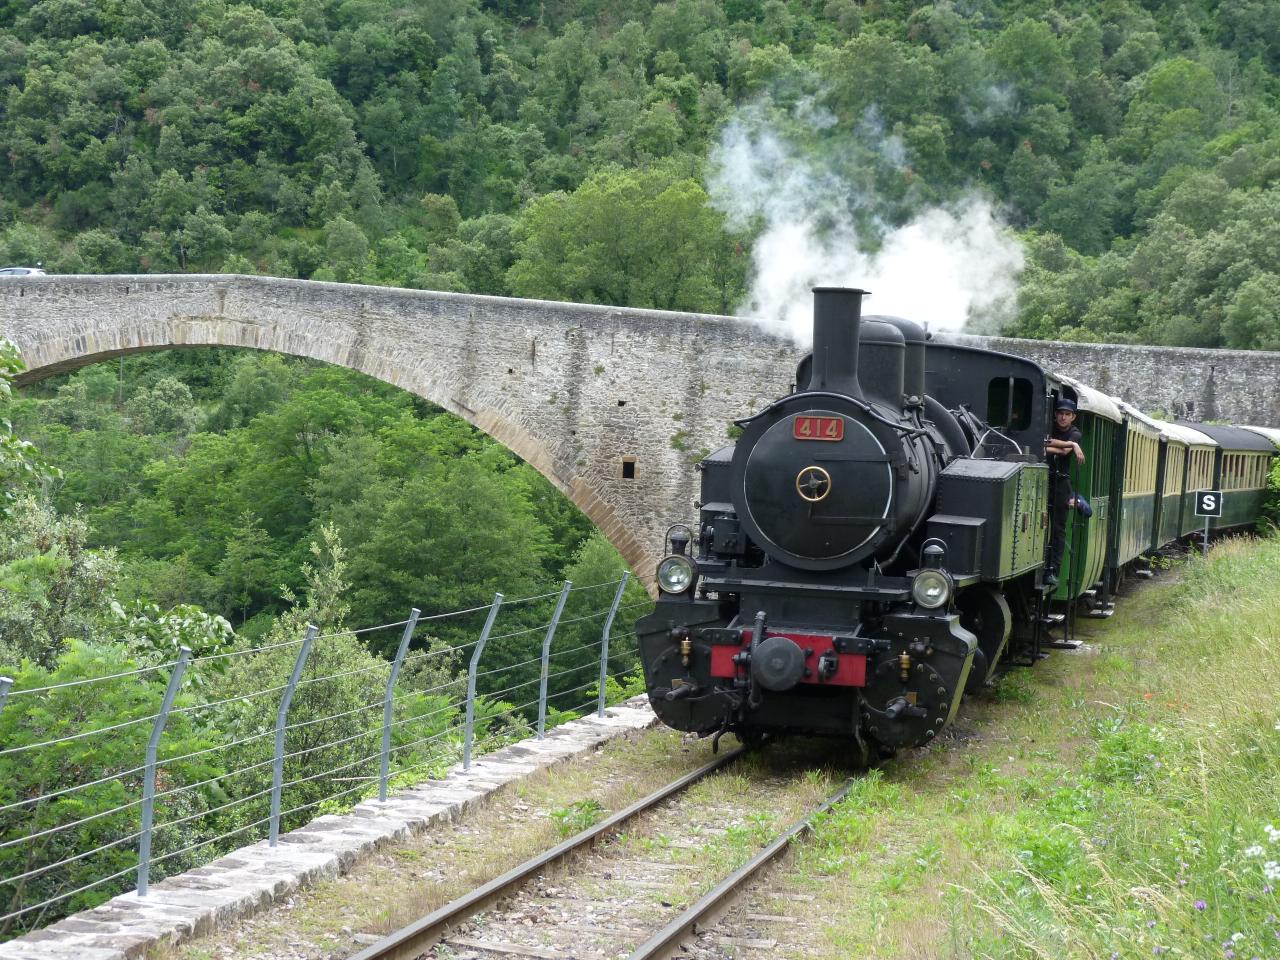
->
[[942, 332, 1280, 426], [1, 274, 1277, 584]]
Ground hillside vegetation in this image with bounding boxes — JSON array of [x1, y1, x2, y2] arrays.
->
[[1, 0, 1279, 346]]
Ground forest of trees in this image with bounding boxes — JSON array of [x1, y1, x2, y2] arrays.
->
[[7, 350, 614, 644], [1, 0, 1279, 345]]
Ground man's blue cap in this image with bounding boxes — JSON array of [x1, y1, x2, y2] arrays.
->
[[1055, 398, 1077, 412]]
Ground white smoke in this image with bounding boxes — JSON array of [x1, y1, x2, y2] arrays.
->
[[708, 107, 1025, 343]]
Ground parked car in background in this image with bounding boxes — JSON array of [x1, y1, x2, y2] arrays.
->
[[0, 266, 46, 276]]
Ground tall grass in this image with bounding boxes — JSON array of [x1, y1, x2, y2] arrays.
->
[[969, 537, 1280, 959]]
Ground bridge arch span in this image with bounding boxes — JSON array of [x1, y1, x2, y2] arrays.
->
[[0, 275, 794, 587]]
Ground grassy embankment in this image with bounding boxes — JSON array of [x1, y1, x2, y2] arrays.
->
[[780, 535, 1280, 959]]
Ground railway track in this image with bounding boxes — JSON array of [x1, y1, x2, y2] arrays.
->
[[346, 749, 853, 960]]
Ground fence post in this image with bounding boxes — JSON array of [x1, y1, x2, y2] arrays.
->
[[137, 647, 192, 897], [270, 624, 316, 847], [597, 573, 630, 717], [537, 581, 573, 740], [0, 677, 12, 718], [464, 594, 504, 771], [379, 608, 421, 802]]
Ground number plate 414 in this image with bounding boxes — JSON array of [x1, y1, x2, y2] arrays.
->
[[793, 415, 844, 441]]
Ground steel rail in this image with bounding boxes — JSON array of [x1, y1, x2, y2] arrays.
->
[[627, 776, 856, 960], [346, 748, 745, 960]]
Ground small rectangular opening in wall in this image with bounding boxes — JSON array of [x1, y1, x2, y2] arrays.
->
[[621, 457, 636, 480]]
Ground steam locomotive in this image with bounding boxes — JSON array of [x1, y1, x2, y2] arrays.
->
[[635, 287, 1278, 758]]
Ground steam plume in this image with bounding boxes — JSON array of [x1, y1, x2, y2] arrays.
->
[[708, 105, 1024, 342]]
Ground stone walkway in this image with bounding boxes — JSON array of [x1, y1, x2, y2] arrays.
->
[[0, 700, 658, 960]]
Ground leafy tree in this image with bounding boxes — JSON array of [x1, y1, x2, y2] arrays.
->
[[990, 19, 1073, 110], [321, 216, 371, 282], [124, 377, 202, 436], [1221, 272, 1280, 350], [110, 599, 234, 666], [214, 512, 283, 627], [0, 642, 222, 935], [0, 499, 119, 668], [1038, 139, 1129, 254], [0, 343, 61, 513], [507, 167, 744, 312]]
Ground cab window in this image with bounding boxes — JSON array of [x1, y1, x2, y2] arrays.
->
[[988, 377, 1033, 431]]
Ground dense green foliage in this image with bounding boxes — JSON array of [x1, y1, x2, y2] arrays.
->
[[10, 350, 610, 641], [0, 345, 649, 937], [2, 0, 1280, 344]]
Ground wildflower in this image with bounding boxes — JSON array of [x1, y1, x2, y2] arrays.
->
[[1225, 950, 1234, 959], [1232, 933, 1245, 943], [1196, 900, 1207, 910], [1264, 861, 1280, 882], [1246, 845, 1266, 857], [1266, 824, 1280, 843]]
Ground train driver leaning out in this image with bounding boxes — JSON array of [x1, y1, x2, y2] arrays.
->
[[1043, 398, 1085, 590]]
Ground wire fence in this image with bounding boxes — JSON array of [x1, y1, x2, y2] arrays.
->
[[0, 574, 649, 940]]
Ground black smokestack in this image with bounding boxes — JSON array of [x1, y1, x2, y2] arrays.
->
[[810, 287, 868, 399]]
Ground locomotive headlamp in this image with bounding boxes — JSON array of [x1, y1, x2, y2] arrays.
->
[[911, 569, 953, 609], [657, 555, 696, 594]]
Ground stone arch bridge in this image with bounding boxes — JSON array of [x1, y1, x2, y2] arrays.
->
[[2, 274, 1277, 587]]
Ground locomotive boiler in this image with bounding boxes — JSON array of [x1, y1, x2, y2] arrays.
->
[[636, 287, 1050, 756]]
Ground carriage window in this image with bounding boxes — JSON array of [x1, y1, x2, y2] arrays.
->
[[987, 377, 1033, 430]]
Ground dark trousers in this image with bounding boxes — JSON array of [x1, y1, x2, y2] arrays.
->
[[1047, 477, 1072, 574]]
